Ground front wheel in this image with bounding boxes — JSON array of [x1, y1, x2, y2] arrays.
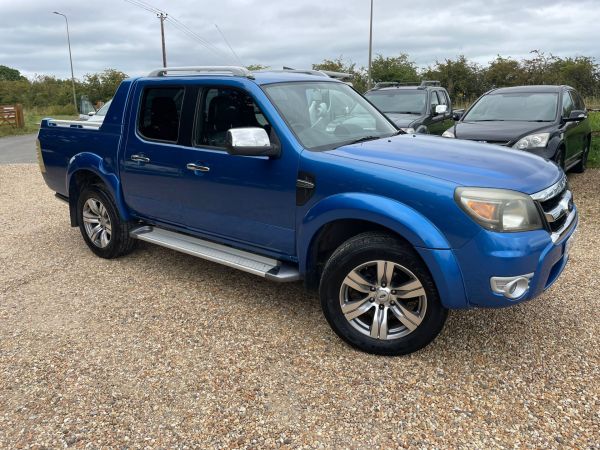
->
[[319, 232, 448, 356]]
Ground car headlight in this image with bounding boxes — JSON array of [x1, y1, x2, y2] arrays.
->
[[455, 187, 543, 232], [400, 127, 415, 134], [442, 130, 455, 138], [513, 132, 549, 150]]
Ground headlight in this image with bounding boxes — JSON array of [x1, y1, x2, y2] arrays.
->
[[442, 130, 455, 138], [455, 187, 543, 232], [400, 127, 415, 134], [513, 132, 549, 150]]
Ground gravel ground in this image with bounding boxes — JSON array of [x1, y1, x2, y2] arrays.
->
[[0, 165, 598, 449]]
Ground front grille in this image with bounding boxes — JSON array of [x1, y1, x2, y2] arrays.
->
[[531, 176, 575, 242]]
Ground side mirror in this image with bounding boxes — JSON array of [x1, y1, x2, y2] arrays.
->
[[88, 111, 96, 116], [225, 128, 280, 158], [435, 104, 447, 115], [564, 110, 587, 122], [452, 109, 464, 121]]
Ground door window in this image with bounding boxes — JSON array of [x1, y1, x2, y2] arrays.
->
[[437, 91, 448, 106], [570, 91, 585, 111], [194, 87, 271, 148], [138, 87, 184, 142], [430, 91, 440, 110], [561, 91, 574, 118]]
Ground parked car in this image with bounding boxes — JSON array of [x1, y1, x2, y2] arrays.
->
[[37, 67, 577, 355], [86, 99, 112, 124], [443, 85, 592, 172], [364, 81, 454, 134]]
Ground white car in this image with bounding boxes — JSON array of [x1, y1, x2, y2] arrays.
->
[[87, 99, 112, 124]]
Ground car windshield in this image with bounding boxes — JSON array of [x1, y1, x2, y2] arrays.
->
[[263, 81, 397, 150], [364, 90, 427, 114], [463, 92, 558, 122], [95, 99, 112, 117]]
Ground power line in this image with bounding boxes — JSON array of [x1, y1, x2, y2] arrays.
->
[[166, 16, 231, 61], [214, 24, 243, 66], [124, 0, 168, 66]]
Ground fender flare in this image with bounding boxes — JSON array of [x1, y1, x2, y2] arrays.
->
[[66, 152, 131, 223], [298, 193, 451, 273]]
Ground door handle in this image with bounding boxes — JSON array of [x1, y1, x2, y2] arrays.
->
[[186, 163, 210, 172], [131, 154, 150, 163]]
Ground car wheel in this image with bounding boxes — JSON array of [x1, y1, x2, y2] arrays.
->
[[571, 141, 590, 173], [77, 185, 137, 259], [553, 147, 565, 170], [319, 232, 448, 356]]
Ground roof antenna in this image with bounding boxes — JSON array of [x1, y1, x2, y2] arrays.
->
[[214, 24, 243, 66]]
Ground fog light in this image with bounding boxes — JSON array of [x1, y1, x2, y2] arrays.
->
[[490, 273, 533, 300]]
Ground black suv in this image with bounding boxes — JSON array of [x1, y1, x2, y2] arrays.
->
[[364, 81, 454, 135], [443, 85, 592, 172]]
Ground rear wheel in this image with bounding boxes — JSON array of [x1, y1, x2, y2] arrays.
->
[[319, 232, 447, 355], [571, 141, 590, 173], [77, 185, 136, 259]]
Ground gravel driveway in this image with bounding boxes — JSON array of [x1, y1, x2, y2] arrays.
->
[[0, 165, 598, 449]]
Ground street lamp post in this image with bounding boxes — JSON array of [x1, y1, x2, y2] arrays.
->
[[53, 11, 78, 113], [367, 0, 374, 89]]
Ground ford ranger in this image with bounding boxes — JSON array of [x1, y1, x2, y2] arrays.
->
[[37, 66, 578, 355]]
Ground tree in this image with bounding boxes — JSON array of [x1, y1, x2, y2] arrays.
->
[[0, 65, 25, 81], [484, 56, 524, 89], [313, 57, 368, 92], [246, 64, 268, 71], [422, 56, 484, 103], [370, 54, 419, 85], [82, 68, 128, 103]]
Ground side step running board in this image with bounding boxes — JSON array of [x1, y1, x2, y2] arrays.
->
[[130, 226, 301, 282]]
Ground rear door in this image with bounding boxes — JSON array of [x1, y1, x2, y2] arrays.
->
[[120, 84, 188, 224]]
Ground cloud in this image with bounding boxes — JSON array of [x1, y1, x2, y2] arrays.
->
[[0, 0, 598, 79]]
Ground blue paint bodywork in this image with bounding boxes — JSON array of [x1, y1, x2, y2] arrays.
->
[[38, 71, 577, 310]]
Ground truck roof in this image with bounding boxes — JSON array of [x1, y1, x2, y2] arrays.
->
[[136, 66, 343, 86]]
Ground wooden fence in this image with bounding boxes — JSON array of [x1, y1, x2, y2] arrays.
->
[[0, 104, 25, 128]]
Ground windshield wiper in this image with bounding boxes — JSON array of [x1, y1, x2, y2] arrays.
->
[[470, 119, 507, 122], [347, 135, 382, 145]]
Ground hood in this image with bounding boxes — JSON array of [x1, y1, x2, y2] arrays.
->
[[385, 113, 422, 128], [329, 134, 561, 194], [452, 121, 554, 143]]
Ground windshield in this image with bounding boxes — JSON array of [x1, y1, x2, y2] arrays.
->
[[364, 90, 427, 114], [263, 82, 397, 150], [95, 99, 112, 117], [463, 92, 558, 122]]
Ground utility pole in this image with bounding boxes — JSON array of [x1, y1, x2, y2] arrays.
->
[[53, 11, 77, 112], [158, 12, 167, 67], [367, 0, 374, 89]]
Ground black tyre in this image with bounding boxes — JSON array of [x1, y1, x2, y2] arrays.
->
[[77, 185, 137, 259], [319, 232, 448, 356], [554, 147, 565, 170], [571, 140, 590, 173]]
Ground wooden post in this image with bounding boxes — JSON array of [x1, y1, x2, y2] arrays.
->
[[15, 104, 24, 128]]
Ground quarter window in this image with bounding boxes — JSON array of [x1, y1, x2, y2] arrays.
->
[[138, 87, 184, 142], [195, 87, 271, 148]]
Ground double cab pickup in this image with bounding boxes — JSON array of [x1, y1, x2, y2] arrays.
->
[[37, 67, 577, 355]]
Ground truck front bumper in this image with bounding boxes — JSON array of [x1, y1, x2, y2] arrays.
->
[[452, 206, 578, 308]]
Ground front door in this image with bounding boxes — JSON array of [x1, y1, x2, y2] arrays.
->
[[560, 90, 587, 166], [175, 85, 298, 256]]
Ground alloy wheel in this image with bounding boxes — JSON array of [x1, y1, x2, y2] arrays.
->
[[82, 198, 112, 248]]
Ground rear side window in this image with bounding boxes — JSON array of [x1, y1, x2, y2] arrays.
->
[[138, 87, 184, 142]]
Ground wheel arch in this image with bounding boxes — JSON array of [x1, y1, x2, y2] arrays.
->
[[66, 153, 131, 226], [298, 193, 452, 290]]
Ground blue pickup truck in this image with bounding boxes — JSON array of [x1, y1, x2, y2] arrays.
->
[[37, 67, 577, 355]]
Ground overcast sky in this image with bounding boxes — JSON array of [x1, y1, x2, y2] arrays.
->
[[1, 0, 599, 80]]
